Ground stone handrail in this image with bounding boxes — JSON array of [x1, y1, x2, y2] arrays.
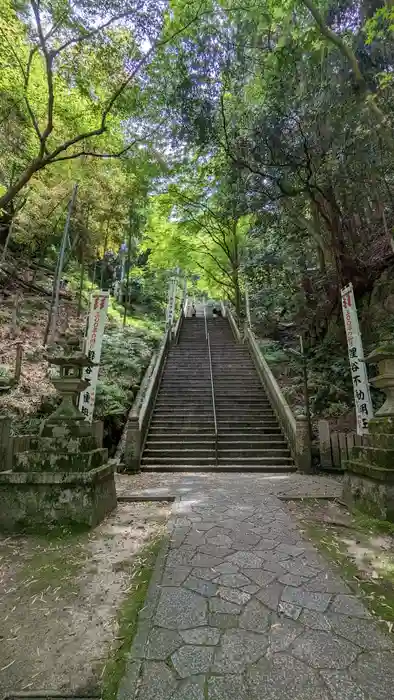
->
[[227, 306, 242, 343], [123, 328, 171, 470], [244, 325, 312, 472], [173, 307, 184, 344]]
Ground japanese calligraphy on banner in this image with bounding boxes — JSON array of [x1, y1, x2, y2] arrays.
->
[[166, 276, 176, 327], [78, 291, 109, 422], [341, 283, 373, 435]]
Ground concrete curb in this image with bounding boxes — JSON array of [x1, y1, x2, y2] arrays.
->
[[117, 498, 179, 700]]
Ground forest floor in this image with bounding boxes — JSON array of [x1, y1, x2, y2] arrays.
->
[[0, 501, 170, 697], [0, 260, 86, 426], [287, 498, 394, 630]]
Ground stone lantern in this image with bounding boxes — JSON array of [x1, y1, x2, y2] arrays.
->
[[0, 333, 117, 532], [365, 345, 394, 418], [44, 344, 95, 424]]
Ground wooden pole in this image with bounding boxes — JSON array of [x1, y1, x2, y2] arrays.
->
[[123, 211, 133, 328], [47, 184, 78, 344]]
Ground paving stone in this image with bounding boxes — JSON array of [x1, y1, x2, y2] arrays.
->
[[276, 543, 305, 557], [256, 549, 290, 562], [255, 582, 284, 610], [213, 572, 251, 588], [145, 628, 183, 660], [191, 567, 218, 581], [171, 644, 214, 678], [279, 559, 321, 578], [210, 562, 239, 574], [330, 594, 371, 618], [305, 572, 350, 594], [349, 651, 394, 699], [320, 670, 367, 700], [199, 544, 234, 557], [185, 532, 206, 546], [232, 532, 261, 547], [209, 596, 242, 614], [254, 538, 278, 551], [212, 629, 267, 673], [162, 567, 191, 586], [208, 612, 239, 629], [217, 586, 251, 606], [243, 569, 277, 587], [277, 601, 302, 620], [281, 586, 331, 612], [183, 575, 218, 597], [259, 560, 285, 575], [268, 615, 303, 652], [207, 674, 249, 700], [191, 553, 224, 568], [166, 548, 194, 568], [206, 533, 233, 546], [136, 661, 177, 700], [299, 609, 333, 632], [239, 597, 271, 632], [277, 572, 310, 587], [179, 626, 221, 645], [171, 527, 191, 547], [226, 551, 264, 569], [246, 652, 332, 700], [170, 677, 205, 700], [194, 521, 217, 531], [291, 629, 359, 669], [328, 613, 393, 649], [155, 588, 207, 629], [242, 584, 260, 594]]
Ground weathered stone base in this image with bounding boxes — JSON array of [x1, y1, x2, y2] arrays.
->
[[0, 464, 117, 532], [343, 469, 394, 521]]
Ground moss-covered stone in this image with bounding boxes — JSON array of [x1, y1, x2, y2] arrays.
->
[[0, 464, 117, 532], [343, 469, 394, 521]]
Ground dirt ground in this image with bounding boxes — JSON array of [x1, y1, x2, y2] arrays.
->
[[287, 498, 394, 632], [0, 502, 170, 696]]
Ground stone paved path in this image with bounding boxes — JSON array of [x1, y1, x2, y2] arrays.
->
[[116, 472, 343, 501], [117, 477, 393, 700]]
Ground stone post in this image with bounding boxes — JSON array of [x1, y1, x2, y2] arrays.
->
[[343, 344, 394, 521], [124, 416, 141, 471], [0, 416, 11, 470], [295, 415, 312, 473]]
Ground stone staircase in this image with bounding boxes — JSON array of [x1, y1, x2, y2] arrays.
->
[[141, 316, 294, 470]]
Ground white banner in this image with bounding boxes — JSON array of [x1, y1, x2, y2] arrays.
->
[[341, 283, 373, 435], [166, 276, 176, 327], [78, 291, 109, 422]]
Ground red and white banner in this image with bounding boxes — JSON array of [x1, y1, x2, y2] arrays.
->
[[341, 283, 373, 435], [78, 291, 109, 422]]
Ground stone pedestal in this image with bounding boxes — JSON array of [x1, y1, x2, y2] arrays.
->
[[0, 343, 116, 532], [343, 346, 394, 521]]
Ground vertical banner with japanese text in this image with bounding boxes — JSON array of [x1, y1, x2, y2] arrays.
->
[[78, 291, 109, 422], [166, 276, 176, 328], [341, 283, 373, 435]]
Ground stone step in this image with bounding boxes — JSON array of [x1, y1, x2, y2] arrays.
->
[[141, 459, 295, 471], [148, 428, 216, 436], [143, 448, 216, 459], [219, 431, 283, 440], [217, 421, 279, 429]]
